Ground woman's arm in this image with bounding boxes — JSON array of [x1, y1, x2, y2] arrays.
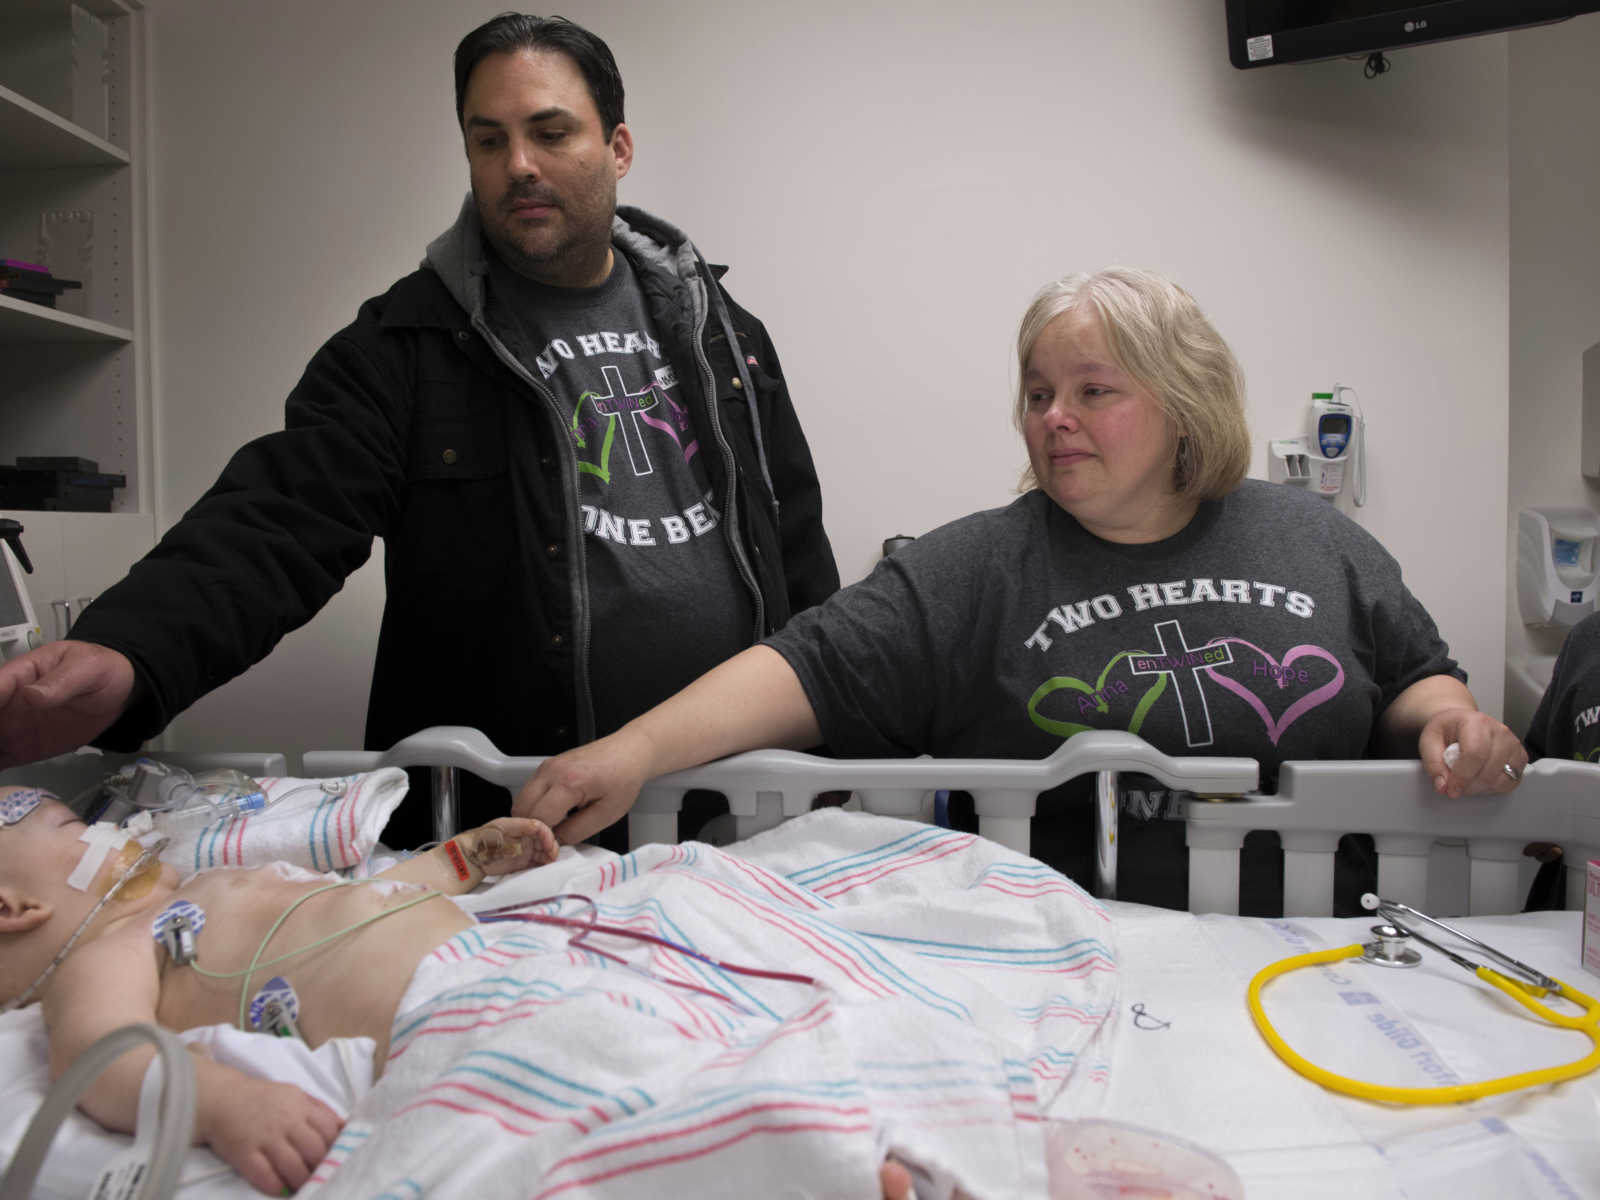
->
[[514, 645, 821, 844], [1374, 674, 1529, 797]]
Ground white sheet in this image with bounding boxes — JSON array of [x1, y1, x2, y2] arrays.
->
[[1101, 904, 1600, 1199]]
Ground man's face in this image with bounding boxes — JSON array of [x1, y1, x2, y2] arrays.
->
[[463, 48, 633, 289]]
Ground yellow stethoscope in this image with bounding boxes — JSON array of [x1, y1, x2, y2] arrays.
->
[[1247, 894, 1600, 1104]]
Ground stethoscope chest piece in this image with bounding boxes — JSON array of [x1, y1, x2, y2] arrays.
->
[[1362, 924, 1422, 968]]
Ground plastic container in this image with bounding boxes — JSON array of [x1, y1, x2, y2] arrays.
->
[[1044, 1118, 1244, 1200]]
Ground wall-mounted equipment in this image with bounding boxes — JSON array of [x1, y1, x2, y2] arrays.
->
[[1517, 506, 1600, 628], [1, 519, 44, 663], [1225, 0, 1600, 70], [1268, 386, 1366, 505]]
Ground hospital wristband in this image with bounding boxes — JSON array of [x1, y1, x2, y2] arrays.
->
[[443, 839, 472, 882]]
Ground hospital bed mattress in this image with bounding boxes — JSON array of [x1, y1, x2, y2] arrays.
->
[[3, 733, 1597, 1198]]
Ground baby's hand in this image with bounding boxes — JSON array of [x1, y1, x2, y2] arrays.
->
[[197, 1076, 342, 1195], [456, 817, 559, 877]]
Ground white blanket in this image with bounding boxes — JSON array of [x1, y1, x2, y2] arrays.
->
[[299, 810, 1119, 1199]]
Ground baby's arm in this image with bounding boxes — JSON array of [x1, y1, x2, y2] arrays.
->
[[43, 935, 341, 1195], [378, 816, 558, 895]]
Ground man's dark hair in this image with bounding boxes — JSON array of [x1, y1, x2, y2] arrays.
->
[[454, 13, 626, 137]]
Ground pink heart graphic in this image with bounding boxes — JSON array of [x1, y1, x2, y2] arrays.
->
[[1203, 638, 1344, 746]]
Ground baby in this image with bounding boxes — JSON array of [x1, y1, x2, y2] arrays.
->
[[0, 783, 557, 1195]]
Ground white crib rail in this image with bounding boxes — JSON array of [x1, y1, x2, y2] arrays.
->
[[1186, 757, 1600, 917], [303, 725, 1258, 858], [302, 728, 1600, 918]]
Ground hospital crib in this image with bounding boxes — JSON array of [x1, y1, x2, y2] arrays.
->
[[304, 726, 1600, 918]]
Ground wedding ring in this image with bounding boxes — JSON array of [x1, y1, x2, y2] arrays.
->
[[1502, 763, 1521, 782]]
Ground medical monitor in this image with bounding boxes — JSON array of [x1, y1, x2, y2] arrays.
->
[[0, 535, 42, 662], [1225, 0, 1600, 69]]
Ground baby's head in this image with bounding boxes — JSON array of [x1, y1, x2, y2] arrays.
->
[[0, 784, 160, 1010]]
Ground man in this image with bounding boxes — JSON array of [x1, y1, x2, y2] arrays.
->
[[0, 14, 838, 847]]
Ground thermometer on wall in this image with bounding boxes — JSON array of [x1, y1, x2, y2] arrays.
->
[[1308, 387, 1366, 506]]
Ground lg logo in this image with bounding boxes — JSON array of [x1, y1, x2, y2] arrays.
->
[[1403, 18, 1429, 32]]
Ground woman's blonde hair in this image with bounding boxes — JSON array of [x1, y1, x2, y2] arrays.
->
[[1013, 267, 1250, 500]]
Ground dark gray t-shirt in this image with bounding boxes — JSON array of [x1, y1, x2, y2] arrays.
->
[[1525, 611, 1600, 762], [767, 480, 1462, 905], [488, 251, 752, 736]]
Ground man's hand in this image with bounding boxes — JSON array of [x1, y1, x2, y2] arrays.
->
[[195, 1075, 343, 1196], [0, 640, 137, 768], [513, 726, 655, 845], [1418, 707, 1529, 798]]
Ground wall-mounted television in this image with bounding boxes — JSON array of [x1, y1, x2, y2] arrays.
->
[[1225, 0, 1600, 69]]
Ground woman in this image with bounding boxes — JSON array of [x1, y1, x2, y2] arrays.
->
[[516, 267, 1526, 908]]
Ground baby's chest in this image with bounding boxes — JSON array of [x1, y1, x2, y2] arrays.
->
[[149, 874, 330, 1003]]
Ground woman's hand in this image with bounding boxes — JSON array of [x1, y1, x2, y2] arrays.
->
[[513, 647, 823, 846], [1377, 676, 1529, 798], [514, 726, 656, 845], [1418, 707, 1529, 798]]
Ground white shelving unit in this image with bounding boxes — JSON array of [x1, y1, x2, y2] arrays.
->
[[0, 0, 154, 629]]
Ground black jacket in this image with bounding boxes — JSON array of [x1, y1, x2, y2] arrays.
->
[[75, 202, 838, 843]]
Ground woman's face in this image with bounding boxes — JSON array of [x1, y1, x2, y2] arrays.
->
[[1021, 308, 1194, 543]]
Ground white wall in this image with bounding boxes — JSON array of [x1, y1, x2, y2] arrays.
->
[[1505, 17, 1600, 733], [142, 0, 1527, 764]]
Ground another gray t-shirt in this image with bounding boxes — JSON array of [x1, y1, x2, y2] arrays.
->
[[1525, 611, 1600, 762], [767, 480, 1462, 906], [488, 251, 753, 736]]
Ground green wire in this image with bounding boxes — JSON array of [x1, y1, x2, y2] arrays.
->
[[178, 879, 443, 1031]]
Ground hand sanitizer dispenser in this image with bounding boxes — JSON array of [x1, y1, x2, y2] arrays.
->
[[1517, 506, 1600, 628]]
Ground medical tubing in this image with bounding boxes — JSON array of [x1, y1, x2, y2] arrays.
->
[[479, 896, 818, 987], [486, 911, 818, 986], [0, 1022, 194, 1200], [1247, 945, 1600, 1104]]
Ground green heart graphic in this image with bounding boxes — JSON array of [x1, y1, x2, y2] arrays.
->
[[1026, 650, 1167, 738], [571, 390, 617, 484]]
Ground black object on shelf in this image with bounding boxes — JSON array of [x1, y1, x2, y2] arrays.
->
[[0, 462, 124, 513], [0, 262, 83, 311], [16, 456, 99, 473]]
